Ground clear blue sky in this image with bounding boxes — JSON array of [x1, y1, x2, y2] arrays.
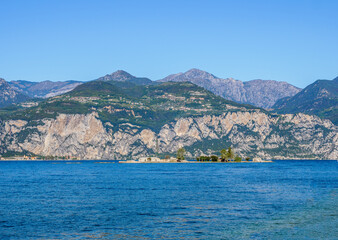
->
[[0, 0, 337, 87]]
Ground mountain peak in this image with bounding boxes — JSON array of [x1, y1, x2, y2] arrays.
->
[[0, 77, 29, 107], [184, 68, 217, 79], [159, 69, 301, 108], [159, 68, 218, 83], [98, 70, 135, 82], [96, 70, 153, 86], [186, 68, 206, 74]]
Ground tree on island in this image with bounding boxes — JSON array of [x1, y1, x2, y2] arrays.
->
[[220, 149, 228, 162], [234, 155, 242, 162], [177, 147, 186, 160], [227, 147, 234, 160]]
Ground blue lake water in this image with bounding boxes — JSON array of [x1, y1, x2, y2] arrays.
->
[[0, 160, 337, 239]]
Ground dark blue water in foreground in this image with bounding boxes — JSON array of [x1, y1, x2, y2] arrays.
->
[[0, 161, 337, 239]]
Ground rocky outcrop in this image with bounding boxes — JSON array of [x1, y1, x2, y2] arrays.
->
[[96, 70, 153, 85], [0, 111, 337, 160], [159, 69, 301, 109]]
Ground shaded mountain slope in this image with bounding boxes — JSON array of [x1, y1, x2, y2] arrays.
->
[[0, 78, 29, 108], [9, 80, 82, 98], [273, 77, 338, 125]]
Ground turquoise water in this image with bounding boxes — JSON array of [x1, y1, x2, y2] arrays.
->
[[0, 160, 337, 239]]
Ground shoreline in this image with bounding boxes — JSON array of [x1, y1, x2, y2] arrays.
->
[[0, 159, 336, 162]]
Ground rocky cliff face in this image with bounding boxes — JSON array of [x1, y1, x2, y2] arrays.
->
[[159, 69, 301, 109], [0, 111, 336, 160], [0, 78, 29, 108]]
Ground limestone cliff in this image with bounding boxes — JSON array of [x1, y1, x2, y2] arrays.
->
[[0, 111, 336, 160]]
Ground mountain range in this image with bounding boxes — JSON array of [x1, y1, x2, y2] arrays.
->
[[9, 80, 82, 98], [159, 68, 301, 109], [273, 76, 338, 125], [0, 77, 337, 160], [0, 69, 300, 109], [0, 78, 29, 108], [0, 69, 337, 125]]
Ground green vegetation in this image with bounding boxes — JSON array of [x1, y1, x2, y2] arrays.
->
[[197, 156, 211, 161], [227, 147, 234, 160], [220, 148, 228, 161], [210, 155, 218, 162], [234, 155, 242, 162], [177, 147, 186, 160], [0, 80, 262, 132], [273, 78, 338, 124], [196, 147, 247, 163]]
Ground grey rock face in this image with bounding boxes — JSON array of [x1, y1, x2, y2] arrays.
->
[[97, 70, 136, 82], [96, 70, 153, 85], [9, 80, 82, 98], [159, 69, 301, 109], [0, 78, 29, 107], [0, 111, 336, 160]]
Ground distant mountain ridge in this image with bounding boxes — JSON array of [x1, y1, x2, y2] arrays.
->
[[159, 68, 301, 109], [96, 70, 153, 85], [0, 78, 29, 108], [0, 79, 336, 160], [273, 76, 338, 125], [9, 80, 82, 98], [2, 69, 302, 110]]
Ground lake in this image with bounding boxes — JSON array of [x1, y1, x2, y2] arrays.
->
[[0, 160, 337, 239]]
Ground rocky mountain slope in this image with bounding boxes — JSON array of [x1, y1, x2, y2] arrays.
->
[[159, 68, 301, 109], [97, 70, 153, 85], [9, 80, 82, 98], [0, 80, 336, 160], [273, 77, 338, 125], [0, 78, 29, 108]]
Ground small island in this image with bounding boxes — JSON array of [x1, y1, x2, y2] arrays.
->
[[120, 147, 272, 163]]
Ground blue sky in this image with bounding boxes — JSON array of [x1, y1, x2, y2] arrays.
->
[[0, 0, 337, 87]]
